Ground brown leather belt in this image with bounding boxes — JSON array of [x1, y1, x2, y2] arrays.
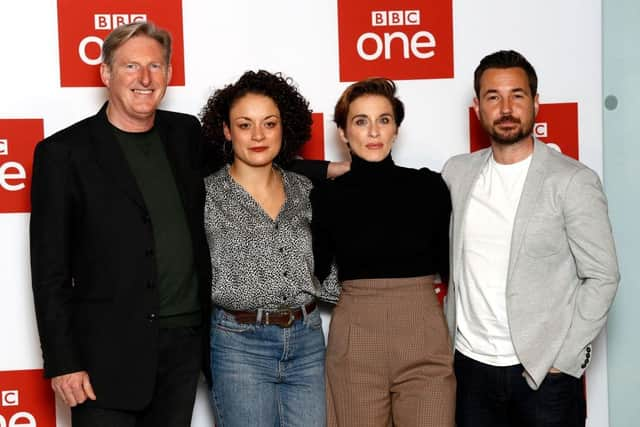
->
[[227, 301, 317, 328]]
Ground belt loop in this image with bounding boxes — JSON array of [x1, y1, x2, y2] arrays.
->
[[256, 308, 263, 324], [301, 303, 309, 320]]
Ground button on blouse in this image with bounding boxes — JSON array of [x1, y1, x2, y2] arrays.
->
[[204, 165, 319, 311]]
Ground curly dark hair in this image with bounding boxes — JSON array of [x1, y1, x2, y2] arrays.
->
[[200, 70, 312, 168]]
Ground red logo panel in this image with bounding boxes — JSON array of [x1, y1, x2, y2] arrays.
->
[[297, 113, 326, 161], [57, 0, 185, 87], [469, 103, 579, 160], [0, 369, 55, 427], [0, 119, 43, 213], [337, 0, 453, 82]]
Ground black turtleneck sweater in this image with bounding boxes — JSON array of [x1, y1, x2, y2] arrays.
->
[[311, 154, 451, 283]]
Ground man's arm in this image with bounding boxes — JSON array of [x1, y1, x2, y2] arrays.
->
[[326, 161, 351, 179], [552, 167, 620, 376], [30, 140, 96, 404], [288, 159, 350, 183]]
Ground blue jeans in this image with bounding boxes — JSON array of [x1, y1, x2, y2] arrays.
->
[[210, 306, 326, 427], [455, 351, 586, 427]]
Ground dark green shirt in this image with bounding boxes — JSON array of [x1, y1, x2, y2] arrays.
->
[[114, 126, 200, 328]]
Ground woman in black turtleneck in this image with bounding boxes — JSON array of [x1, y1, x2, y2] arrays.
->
[[311, 78, 455, 427]]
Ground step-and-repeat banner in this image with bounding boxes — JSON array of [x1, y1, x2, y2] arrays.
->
[[0, 1, 606, 426]]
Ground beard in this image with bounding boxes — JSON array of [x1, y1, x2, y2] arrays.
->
[[484, 114, 534, 145]]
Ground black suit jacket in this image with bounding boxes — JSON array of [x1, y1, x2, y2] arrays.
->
[[30, 103, 212, 410]]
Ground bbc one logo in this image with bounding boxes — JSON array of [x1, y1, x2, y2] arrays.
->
[[0, 391, 18, 407], [0, 139, 26, 192], [532, 122, 563, 153], [57, 0, 185, 87], [337, 0, 454, 81], [1, 390, 36, 427], [0, 119, 43, 213], [0, 369, 56, 427], [358, 11, 433, 61], [534, 122, 548, 138]]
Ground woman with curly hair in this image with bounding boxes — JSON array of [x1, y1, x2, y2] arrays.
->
[[312, 78, 455, 426], [200, 70, 326, 427]]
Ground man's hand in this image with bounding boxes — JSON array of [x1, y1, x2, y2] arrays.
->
[[51, 371, 96, 407], [327, 161, 351, 179]]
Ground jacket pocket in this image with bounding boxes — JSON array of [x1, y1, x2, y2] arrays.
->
[[524, 216, 566, 257]]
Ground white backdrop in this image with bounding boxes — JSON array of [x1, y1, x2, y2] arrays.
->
[[0, 1, 607, 426]]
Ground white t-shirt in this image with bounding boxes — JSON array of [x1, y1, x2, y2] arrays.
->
[[455, 153, 532, 366]]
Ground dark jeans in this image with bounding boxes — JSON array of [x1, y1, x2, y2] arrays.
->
[[455, 351, 586, 427], [72, 326, 203, 427]]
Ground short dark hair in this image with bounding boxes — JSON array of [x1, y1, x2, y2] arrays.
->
[[333, 77, 405, 130], [474, 50, 538, 98], [102, 21, 172, 68], [200, 70, 312, 167]]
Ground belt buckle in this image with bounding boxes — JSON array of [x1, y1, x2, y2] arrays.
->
[[276, 307, 295, 328]]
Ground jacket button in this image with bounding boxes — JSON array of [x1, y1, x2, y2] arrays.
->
[[581, 363, 587, 369], [586, 347, 591, 353], [147, 313, 157, 321]]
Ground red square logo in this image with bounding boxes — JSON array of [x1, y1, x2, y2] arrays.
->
[[297, 113, 326, 161], [0, 369, 56, 427], [57, 0, 185, 87], [0, 119, 43, 213], [469, 102, 579, 160], [337, 0, 454, 82]]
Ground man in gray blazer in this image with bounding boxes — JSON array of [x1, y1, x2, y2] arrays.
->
[[442, 50, 619, 427]]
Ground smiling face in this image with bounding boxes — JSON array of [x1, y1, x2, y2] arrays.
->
[[340, 94, 397, 162], [100, 35, 172, 131], [474, 67, 539, 146], [223, 93, 283, 169]]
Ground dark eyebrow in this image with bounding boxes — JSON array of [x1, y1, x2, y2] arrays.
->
[[482, 88, 528, 97], [233, 114, 280, 121]]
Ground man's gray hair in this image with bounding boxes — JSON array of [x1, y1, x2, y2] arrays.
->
[[102, 21, 172, 68]]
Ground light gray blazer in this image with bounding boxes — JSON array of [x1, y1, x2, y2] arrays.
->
[[442, 139, 619, 389]]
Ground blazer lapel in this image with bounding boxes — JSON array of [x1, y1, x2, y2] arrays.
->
[[506, 139, 548, 285], [90, 103, 146, 209], [453, 149, 491, 280]]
